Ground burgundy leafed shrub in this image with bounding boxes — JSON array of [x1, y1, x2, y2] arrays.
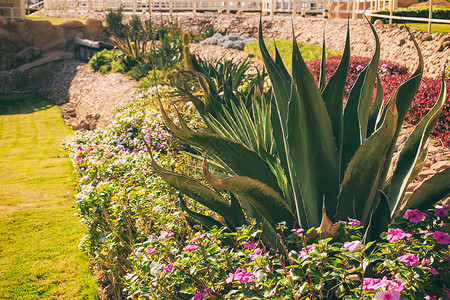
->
[[306, 56, 450, 147]]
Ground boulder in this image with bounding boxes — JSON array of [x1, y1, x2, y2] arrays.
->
[[420, 33, 432, 41], [397, 38, 406, 46], [0, 27, 26, 52], [25, 20, 54, 48], [13, 46, 41, 67], [59, 20, 84, 30], [55, 21, 85, 39], [84, 19, 103, 39], [8, 20, 32, 45], [374, 19, 384, 28]]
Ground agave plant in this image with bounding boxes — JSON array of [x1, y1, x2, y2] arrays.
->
[[148, 19, 449, 248]]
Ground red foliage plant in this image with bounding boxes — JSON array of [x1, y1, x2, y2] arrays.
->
[[306, 56, 450, 148]]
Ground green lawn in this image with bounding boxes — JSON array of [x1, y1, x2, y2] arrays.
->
[[244, 39, 340, 73], [0, 93, 98, 300], [26, 15, 88, 25], [406, 22, 450, 34]]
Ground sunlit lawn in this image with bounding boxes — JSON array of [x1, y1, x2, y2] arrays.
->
[[406, 22, 450, 34], [26, 15, 88, 25], [0, 93, 98, 300], [244, 39, 340, 73]]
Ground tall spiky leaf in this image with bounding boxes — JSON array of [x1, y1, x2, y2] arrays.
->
[[289, 35, 339, 226], [403, 168, 450, 212], [379, 30, 423, 191], [321, 25, 350, 163], [387, 77, 447, 215], [203, 159, 296, 229], [159, 102, 282, 195], [337, 100, 398, 223]]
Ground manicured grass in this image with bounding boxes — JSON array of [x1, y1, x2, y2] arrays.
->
[[0, 93, 98, 300], [244, 39, 340, 73], [26, 15, 88, 25], [405, 22, 450, 34]]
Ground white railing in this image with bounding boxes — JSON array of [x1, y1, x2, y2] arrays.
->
[[41, 0, 448, 32]]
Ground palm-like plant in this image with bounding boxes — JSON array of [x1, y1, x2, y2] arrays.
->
[[148, 20, 449, 248]]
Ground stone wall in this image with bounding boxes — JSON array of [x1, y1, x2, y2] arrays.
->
[[172, 15, 449, 78], [41, 12, 449, 77], [0, 16, 104, 92]]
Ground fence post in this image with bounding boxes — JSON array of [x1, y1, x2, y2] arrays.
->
[[352, 0, 356, 19], [270, 0, 274, 17], [389, 0, 393, 24], [428, 0, 433, 33], [292, 0, 296, 17]]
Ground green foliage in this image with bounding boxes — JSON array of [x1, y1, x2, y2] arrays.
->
[[127, 61, 152, 80], [151, 20, 449, 247], [129, 14, 143, 39], [89, 49, 115, 73], [125, 210, 450, 299], [106, 5, 126, 37], [370, 6, 450, 24]]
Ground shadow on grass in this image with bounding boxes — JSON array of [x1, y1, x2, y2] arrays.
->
[[0, 93, 54, 115]]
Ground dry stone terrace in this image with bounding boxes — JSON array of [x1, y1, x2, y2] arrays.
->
[[41, 12, 450, 77]]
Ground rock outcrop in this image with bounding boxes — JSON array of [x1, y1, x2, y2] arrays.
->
[[0, 18, 105, 92]]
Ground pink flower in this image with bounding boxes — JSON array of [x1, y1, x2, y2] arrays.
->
[[398, 254, 419, 266], [250, 248, 262, 260], [291, 228, 305, 234], [424, 296, 436, 300], [361, 278, 382, 291], [191, 289, 212, 300], [386, 228, 412, 242], [226, 268, 255, 283], [435, 207, 448, 218], [429, 268, 439, 275], [163, 263, 174, 273], [361, 277, 403, 293], [146, 248, 156, 255], [299, 245, 314, 257], [182, 245, 199, 254], [243, 242, 257, 249], [433, 231, 450, 245], [356, 65, 364, 71], [348, 218, 361, 226], [344, 241, 362, 252], [381, 63, 389, 69], [190, 234, 205, 242], [376, 290, 400, 300], [168, 232, 175, 237], [403, 209, 426, 223]]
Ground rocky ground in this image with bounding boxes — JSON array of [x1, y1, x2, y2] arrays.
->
[[37, 60, 137, 130]]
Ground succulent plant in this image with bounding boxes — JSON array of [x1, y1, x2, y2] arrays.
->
[[148, 19, 448, 247]]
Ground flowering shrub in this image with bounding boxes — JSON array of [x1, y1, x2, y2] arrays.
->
[[306, 56, 450, 147], [125, 206, 449, 299], [63, 87, 201, 295], [67, 57, 450, 299]]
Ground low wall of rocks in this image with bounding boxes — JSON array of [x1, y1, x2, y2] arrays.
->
[[175, 15, 450, 78], [0, 16, 105, 92], [40, 11, 450, 77]]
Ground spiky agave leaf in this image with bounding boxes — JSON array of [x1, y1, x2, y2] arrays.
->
[[388, 75, 447, 215]]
